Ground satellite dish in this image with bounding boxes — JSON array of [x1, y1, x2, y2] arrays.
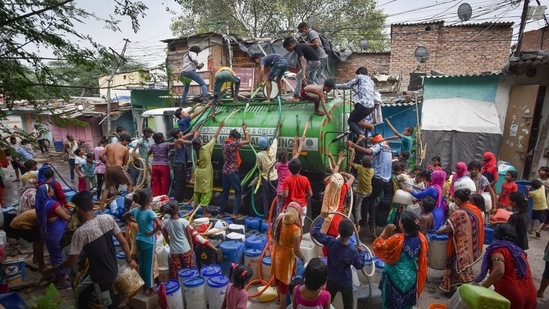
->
[[414, 46, 429, 63], [458, 3, 473, 21], [359, 39, 369, 51]]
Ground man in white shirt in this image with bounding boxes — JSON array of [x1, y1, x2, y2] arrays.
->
[[180, 46, 208, 106]]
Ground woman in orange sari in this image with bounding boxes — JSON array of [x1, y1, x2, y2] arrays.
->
[[373, 211, 428, 309], [437, 188, 484, 292], [271, 202, 306, 309]]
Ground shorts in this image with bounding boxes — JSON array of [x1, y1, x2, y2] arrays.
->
[[268, 59, 288, 81], [532, 209, 547, 222], [104, 166, 132, 188], [13, 227, 41, 243], [275, 278, 289, 294], [213, 71, 240, 96]]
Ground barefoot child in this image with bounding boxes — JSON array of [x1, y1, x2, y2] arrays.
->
[[498, 171, 518, 211], [162, 200, 195, 279], [528, 180, 547, 238], [299, 79, 335, 122], [418, 196, 435, 235]]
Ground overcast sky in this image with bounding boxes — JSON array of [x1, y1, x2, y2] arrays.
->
[[72, 0, 547, 66]]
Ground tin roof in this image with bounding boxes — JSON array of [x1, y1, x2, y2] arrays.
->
[[507, 51, 549, 72], [424, 72, 505, 79], [391, 20, 513, 27]]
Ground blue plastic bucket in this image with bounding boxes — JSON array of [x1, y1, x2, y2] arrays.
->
[[245, 234, 268, 251], [219, 241, 245, 275]]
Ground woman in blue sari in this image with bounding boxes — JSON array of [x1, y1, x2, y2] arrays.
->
[[35, 184, 71, 289], [406, 170, 447, 231]]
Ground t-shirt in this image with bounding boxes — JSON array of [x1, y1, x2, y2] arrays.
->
[[283, 174, 311, 206], [508, 212, 528, 250], [10, 210, 37, 230], [499, 181, 518, 207], [174, 145, 186, 164], [400, 135, 412, 154], [93, 146, 106, 175], [130, 207, 157, 244], [67, 140, 79, 159], [80, 162, 96, 178], [275, 162, 290, 194], [150, 142, 170, 166], [181, 51, 199, 72], [260, 54, 284, 67], [529, 186, 547, 211], [75, 155, 86, 167], [371, 142, 392, 182], [177, 116, 192, 135], [469, 173, 490, 194], [163, 218, 191, 254], [305, 30, 328, 59], [294, 43, 320, 61], [69, 215, 120, 284], [256, 139, 278, 181], [222, 140, 241, 174], [224, 283, 248, 309], [294, 285, 331, 309], [351, 163, 374, 194], [134, 137, 150, 161]]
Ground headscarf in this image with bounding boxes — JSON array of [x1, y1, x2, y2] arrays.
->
[[34, 184, 56, 233], [37, 164, 53, 184], [474, 240, 528, 282], [19, 179, 38, 213], [23, 178, 37, 190], [450, 162, 468, 195], [273, 202, 302, 243], [482, 152, 498, 182], [321, 173, 344, 233], [370, 134, 384, 144], [430, 171, 446, 209]]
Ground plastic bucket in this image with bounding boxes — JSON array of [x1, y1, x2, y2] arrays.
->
[[358, 251, 373, 284], [245, 234, 268, 251], [428, 234, 449, 270], [160, 280, 183, 309], [206, 275, 230, 309], [244, 249, 262, 280], [226, 232, 245, 242], [428, 304, 448, 309], [183, 276, 207, 308], [219, 240, 245, 275], [372, 258, 385, 283], [54, 141, 63, 152], [116, 251, 126, 267], [244, 217, 262, 231], [200, 264, 222, 279], [178, 267, 199, 292], [262, 256, 272, 281], [484, 225, 495, 245], [394, 189, 413, 204]]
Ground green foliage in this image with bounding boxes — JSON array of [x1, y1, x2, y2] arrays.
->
[[171, 0, 389, 51], [30, 283, 73, 309]]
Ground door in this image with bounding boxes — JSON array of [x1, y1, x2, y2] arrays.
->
[[500, 85, 539, 178]]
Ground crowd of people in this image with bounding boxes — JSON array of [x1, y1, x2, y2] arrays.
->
[[2, 26, 549, 309]]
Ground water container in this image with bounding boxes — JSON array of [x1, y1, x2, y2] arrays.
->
[[156, 245, 170, 268], [65, 191, 76, 203], [350, 265, 360, 286], [371, 258, 385, 283], [300, 233, 322, 262], [481, 192, 492, 214], [295, 257, 304, 277], [219, 240, 245, 275], [484, 225, 495, 245], [261, 256, 272, 281], [54, 141, 63, 152], [226, 232, 246, 242], [429, 234, 449, 270], [357, 251, 373, 284], [516, 180, 534, 224], [228, 224, 246, 234], [183, 276, 207, 308], [193, 217, 210, 227], [406, 203, 422, 217], [195, 243, 220, 268], [244, 217, 262, 231], [178, 268, 199, 294], [244, 249, 262, 280], [116, 251, 126, 267], [159, 280, 183, 309], [221, 217, 233, 225], [206, 275, 230, 309], [209, 231, 226, 241], [112, 238, 121, 253], [245, 234, 268, 251], [393, 189, 413, 204], [454, 177, 476, 193], [261, 221, 271, 233], [0, 230, 6, 247], [232, 216, 246, 225], [458, 284, 510, 309], [200, 264, 222, 279], [495, 162, 516, 194]]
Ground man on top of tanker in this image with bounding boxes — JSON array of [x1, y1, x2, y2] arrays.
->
[[209, 67, 241, 121], [251, 53, 289, 103], [299, 78, 335, 122]]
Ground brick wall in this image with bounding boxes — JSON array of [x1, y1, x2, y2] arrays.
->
[[521, 27, 549, 51], [389, 22, 513, 90], [335, 52, 391, 81]]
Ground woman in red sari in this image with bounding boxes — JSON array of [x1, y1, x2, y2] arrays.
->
[[474, 224, 537, 309], [437, 188, 484, 292]]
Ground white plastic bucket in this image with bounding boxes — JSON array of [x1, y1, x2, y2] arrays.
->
[[206, 275, 230, 309], [183, 276, 207, 308], [228, 224, 246, 234], [160, 280, 183, 309], [177, 267, 199, 296], [300, 233, 322, 262], [155, 245, 170, 268], [428, 234, 449, 270], [261, 256, 272, 281], [393, 189, 413, 204], [194, 217, 210, 226], [244, 249, 262, 280], [454, 177, 476, 193], [226, 232, 245, 242], [482, 192, 492, 213]]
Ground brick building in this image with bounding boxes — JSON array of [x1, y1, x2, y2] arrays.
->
[[521, 26, 549, 51], [389, 21, 513, 90], [335, 52, 391, 81]]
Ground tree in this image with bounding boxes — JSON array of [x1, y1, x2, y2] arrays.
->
[[0, 0, 148, 138], [170, 0, 389, 51]]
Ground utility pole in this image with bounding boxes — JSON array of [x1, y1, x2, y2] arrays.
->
[[106, 38, 129, 135], [515, 0, 530, 57]]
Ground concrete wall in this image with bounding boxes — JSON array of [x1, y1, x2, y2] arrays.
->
[[390, 22, 513, 90]]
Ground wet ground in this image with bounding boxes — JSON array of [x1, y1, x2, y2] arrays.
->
[[2, 152, 549, 308]]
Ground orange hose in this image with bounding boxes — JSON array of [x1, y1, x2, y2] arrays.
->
[[246, 196, 278, 298]]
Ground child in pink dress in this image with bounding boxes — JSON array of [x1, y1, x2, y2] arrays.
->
[[292, 257, 331, 309], [222, 264, 252, 309]]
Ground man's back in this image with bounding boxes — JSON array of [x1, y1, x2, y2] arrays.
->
[[105, 143, 127, 167]]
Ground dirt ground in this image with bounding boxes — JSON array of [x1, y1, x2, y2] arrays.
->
[[2, 153, 549, 308]]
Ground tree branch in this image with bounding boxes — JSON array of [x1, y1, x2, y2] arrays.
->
[[0, 0, 75, 27]]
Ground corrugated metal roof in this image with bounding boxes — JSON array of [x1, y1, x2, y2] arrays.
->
[[391, 20, 513, 27], [507, 54, 549, 71], [392, 20, 444, 26], [424, 72, 505, 79]]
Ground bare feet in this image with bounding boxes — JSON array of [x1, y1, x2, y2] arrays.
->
[[262, 99, 271, 103], [314, 111, 326, 116], [287, 97, 300, 102]]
